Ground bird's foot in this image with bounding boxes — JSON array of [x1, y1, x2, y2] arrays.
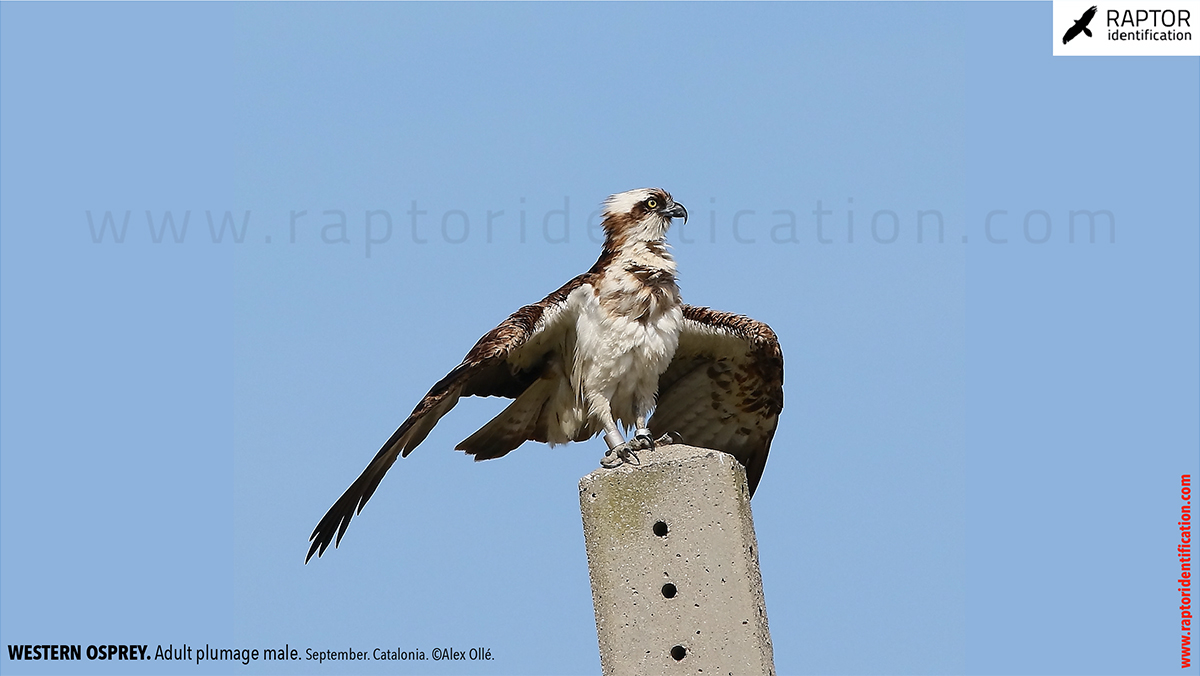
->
[[599, 430, 677, 469], [600, 441, 639, 468], [600, 432, 654, 468], [655, 431, 683, 446]]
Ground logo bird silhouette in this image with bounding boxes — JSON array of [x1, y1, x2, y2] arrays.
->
[[1063, 6, 1098, 44]]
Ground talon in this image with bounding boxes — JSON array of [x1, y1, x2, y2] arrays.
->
[[599, 441, 642, 468], [600, 449, 623, 468]]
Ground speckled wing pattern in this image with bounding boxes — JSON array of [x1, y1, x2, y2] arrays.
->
[[648, 305, 784, 496], [305, 274, 592, 563]]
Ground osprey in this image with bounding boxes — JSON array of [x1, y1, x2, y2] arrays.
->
[[307, 188, 783, 563]]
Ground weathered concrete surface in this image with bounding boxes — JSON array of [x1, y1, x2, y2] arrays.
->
[[579, 444, 774, 676]]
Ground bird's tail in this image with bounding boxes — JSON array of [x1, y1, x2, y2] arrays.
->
[[1084, 26, 1092, 37], [457, 378, 555, 460]]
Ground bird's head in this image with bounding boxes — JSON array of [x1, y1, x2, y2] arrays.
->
[[600, 188, 688, 249]]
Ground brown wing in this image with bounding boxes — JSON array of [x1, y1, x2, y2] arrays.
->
[[648, 305, 784, 496], [306, 274, 591, 563]]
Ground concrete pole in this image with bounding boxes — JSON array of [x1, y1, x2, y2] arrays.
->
[[579, 444, 775, 676]]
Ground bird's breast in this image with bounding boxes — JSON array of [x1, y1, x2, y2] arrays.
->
[[572, 281, 683, 392]]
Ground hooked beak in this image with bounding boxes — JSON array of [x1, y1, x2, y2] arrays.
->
[[666, 202, 688, 224]]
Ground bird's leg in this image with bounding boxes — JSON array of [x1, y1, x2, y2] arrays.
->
[[635, 398, 681, 447], [633, 415, 655, 452], [629, 416, 677, 452], [594, 395, 642, 469]]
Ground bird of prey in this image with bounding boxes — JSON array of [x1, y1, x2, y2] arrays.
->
[[306, 188, 784, 563], [1063, 6, 1097, 44]]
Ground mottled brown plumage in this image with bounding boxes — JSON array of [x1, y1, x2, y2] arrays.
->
[[648, 306, 783, 493]]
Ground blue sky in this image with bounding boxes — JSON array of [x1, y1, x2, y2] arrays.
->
[[1, 3, 1196, 675]]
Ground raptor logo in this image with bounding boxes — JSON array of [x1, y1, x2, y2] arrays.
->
[[1063, 5, 1099, 43]]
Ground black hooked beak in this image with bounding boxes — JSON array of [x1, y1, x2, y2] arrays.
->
[[666, 202, 688, 224]]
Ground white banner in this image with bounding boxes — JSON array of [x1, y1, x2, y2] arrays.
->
[[1054, 0, 1200, 55]]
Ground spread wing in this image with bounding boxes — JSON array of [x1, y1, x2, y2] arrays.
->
[[648, 305, 784, 496], [306, 274, 590, 563]]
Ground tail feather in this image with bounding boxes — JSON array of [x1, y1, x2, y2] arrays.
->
[[457, 379, 553, 460]]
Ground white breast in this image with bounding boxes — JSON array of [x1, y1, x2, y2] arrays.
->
[[571, 280, 683, 427]]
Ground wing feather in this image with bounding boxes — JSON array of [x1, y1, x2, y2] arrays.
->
[[306, 274, 591, 562], [648, 305, 783, 496]]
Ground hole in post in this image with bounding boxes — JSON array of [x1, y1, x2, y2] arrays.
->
[[662, 583, 677, 598], [670, 645, 687, 661], [653, 521, 669, 537]]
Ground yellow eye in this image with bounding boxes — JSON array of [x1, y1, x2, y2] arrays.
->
[[647, 199, 658, 209]]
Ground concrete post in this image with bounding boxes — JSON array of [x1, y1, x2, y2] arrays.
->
[[579, 444, 775, 676]]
